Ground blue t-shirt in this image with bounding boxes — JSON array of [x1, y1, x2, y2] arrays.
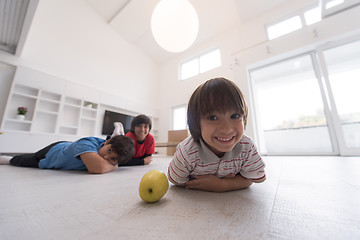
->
[[38, 137, 105, 171]]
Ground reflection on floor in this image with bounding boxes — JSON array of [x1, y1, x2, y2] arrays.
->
[[0, 156, 359, 239]]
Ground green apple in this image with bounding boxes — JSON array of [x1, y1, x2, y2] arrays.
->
[[139, 170, 169, 203]]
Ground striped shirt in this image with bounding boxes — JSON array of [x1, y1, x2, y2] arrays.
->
[[168, 135, 266, 185]]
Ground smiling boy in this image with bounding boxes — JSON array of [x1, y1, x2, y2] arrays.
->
[[123, 114, 155, 166], [168, 78, 266, 192]]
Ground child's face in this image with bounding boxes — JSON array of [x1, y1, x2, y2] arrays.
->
[[134, 123, 150, 141], [98, 143, 120, 165], [200, 111, 244, 157]]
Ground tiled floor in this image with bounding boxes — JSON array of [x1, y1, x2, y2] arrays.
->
[[0, 156, 359, 239]]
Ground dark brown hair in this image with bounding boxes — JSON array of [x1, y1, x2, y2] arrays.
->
[[187, 77, 248, 143], [107, 135, 134, 164], [130, 114, 152, 132]]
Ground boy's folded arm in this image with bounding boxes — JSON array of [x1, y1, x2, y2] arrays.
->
[[185, 174, 253, 192], [80, 152, 117, 174]]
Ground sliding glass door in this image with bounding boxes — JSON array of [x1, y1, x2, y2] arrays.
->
[[250, 37, 360, 156], [250, 54, 334, 155], [319, 39, 360, 155]]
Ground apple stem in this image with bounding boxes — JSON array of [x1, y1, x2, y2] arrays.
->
[[148, 189, 153, 193]]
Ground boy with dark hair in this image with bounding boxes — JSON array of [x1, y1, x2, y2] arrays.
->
[[168, 77, 266, 192], [1, 135, 134, 174], [123, 114, 155, 166]]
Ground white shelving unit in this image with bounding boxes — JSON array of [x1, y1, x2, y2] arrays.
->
[[0, 66, 159, 153], [1, 83, 99, 137]]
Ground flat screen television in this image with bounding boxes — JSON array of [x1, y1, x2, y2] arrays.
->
[[102, 110, 134, 135]]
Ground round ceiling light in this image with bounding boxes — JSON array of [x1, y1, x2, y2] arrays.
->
[[151, 0, 199, 53]]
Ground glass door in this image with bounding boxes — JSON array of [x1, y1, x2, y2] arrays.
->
[[250, 37, 360, 156], [319, 39, 360, 155], [250, 53, 335, 155]]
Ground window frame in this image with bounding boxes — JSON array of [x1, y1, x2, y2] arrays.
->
[[265, 3, 327, 40], [179, 47, 221, 80]]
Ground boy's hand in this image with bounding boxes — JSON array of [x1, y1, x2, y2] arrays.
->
[[185, 173, 252, 192], [144, 156, 152, 165]]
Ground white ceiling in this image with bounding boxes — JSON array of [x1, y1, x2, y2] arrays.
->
[[84, 0, 304, 63], [0, 0, 312, 62]]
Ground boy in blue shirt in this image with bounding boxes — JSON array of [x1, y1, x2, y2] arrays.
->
[[3, 135, 134, 174]]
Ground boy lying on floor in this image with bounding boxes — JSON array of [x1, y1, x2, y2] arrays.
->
[[0, 135, 134, 174]]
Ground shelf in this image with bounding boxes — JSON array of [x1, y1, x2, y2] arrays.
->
[[59, 126, 78, 135], [63, 103, 81, 109], [36, 110, 58, 115], [13, 92, 38, 99], [3, 120, 31, 131], [83, 107, 97, 112], [13, 84, 38, 97], [4, 119, 32, 124], [40, 90, 61, 102], [81, 117, 96, 121]]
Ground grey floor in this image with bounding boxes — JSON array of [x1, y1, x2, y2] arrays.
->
[[0, 155, 359, 239]]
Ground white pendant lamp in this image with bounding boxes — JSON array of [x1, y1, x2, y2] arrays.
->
[[151, 0, 199, 53]]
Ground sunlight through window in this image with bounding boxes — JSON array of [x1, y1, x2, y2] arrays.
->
[[179, 48, 221, 80], [173, 106, 187, 130], [267, 16, 302, 40], [304, 7, 321, 25], [180, 58, 198, 80]]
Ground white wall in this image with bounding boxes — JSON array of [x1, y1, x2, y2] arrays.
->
[[0, 0, 160, 114], [156, 3, 360, 144], [1, 0, 360, 150], [0, 63, 16, 124]]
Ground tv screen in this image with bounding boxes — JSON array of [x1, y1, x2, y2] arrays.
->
[[102, 110, 134, 135]]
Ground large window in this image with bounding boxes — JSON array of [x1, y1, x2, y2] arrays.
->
[[250, 38, 360, 156]]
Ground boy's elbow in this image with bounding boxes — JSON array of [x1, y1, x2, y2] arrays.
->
[[87, 167, 108, 174], [251, 175, 266, 183], [167, 170, 186, 186], [168, 176, 177, 185]]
